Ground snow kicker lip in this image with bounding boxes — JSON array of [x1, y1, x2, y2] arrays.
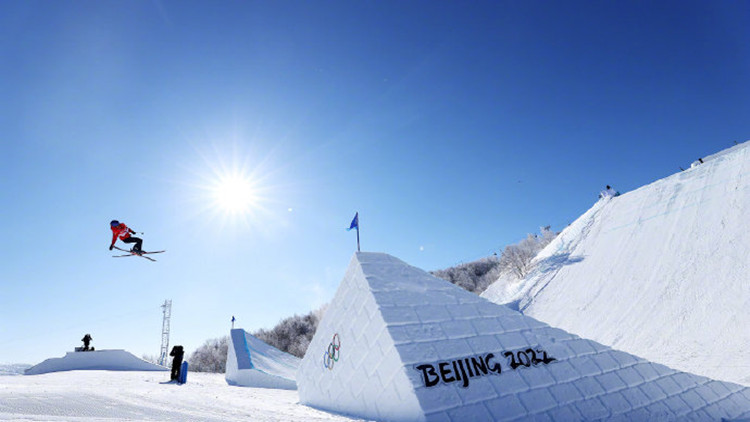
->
[[225, 328, 300, 390]]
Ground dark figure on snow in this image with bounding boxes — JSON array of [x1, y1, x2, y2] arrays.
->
[[170, 345, 185, 381], [109, 220, 143, 253], [81, 334, 92, 351], [599, 185, 619, 199]]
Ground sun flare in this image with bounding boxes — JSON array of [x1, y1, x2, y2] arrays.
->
[[212, 174, 259, 214], [186, 140, 285, 234]]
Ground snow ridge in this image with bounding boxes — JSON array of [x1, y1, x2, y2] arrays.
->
[[483, 140, 750, 385]]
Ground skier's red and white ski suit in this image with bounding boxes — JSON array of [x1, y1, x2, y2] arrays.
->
[[110, 223, 134, 247]]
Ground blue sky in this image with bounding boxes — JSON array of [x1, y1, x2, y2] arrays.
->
[[1, 0, 748, 363]]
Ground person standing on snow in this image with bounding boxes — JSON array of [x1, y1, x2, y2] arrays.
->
[[599, 185, 619, 199], [81, 333, 93, 351], [109, 220, 143, 253], [170, 345, 185, 381]]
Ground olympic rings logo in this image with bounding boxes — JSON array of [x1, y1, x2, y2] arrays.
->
[[322, 333, 341, 371]]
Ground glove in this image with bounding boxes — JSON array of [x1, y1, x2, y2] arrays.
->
[[109, 245, 113, 250]]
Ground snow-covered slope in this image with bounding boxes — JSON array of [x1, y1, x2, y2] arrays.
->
[[482, 141, 750, 385], [25, 349, 168, 375], [225, 328, 300, 390]]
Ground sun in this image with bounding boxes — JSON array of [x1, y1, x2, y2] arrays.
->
[[212, 173, 259, 214], [183, 139, 285, 234]]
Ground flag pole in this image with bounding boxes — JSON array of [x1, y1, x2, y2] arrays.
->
[[348, 212, 360, 252]]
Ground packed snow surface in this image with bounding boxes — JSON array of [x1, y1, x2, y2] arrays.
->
[[225, 328, 300, 389], [0, 370, 363, 421], [482, 141, 750, 385]]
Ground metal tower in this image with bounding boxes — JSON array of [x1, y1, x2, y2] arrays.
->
[[158, 300, 172, 366]]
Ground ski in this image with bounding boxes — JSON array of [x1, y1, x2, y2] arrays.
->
[[113, 246, 166, 254], [113, 253, 157, 262], [112, 246, 164, 262]]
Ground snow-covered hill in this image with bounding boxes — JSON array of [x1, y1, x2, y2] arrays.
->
[[482, 141, 750, 385]]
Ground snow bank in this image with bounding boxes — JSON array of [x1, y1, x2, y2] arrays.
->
[[24, 350, 167, 375], [298, 252, 750, 421], [225, 328, 300, 390], [482, 141, 750, 385]]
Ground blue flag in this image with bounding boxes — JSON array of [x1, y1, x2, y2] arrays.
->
[[347, 212, 359, 231]]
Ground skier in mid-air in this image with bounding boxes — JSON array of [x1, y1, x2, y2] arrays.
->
[[109, 220, 143, 254]]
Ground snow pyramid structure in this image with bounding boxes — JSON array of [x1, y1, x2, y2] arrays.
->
[[225, 328, 300, 390], [298, 252, 750, 421], [482, 141, 750, 385], [25, 350, 167, 375]]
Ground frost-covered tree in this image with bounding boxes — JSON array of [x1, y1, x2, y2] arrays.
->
[[253, 308, 324, 358], [190, 306, 326, 370], [539, 225, 557, 245], [430, 256, 503, 294], [141, 354, 159, 365], [432, 226, 559, 291], [499, 226, 557, 279], [189, 336, 229, 373]]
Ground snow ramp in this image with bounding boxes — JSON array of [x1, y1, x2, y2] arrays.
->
[[297, 252, 750, 421], [482, 141, 750, 385], [225, 328, 300, 390], [24, 350, 167, 375]]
